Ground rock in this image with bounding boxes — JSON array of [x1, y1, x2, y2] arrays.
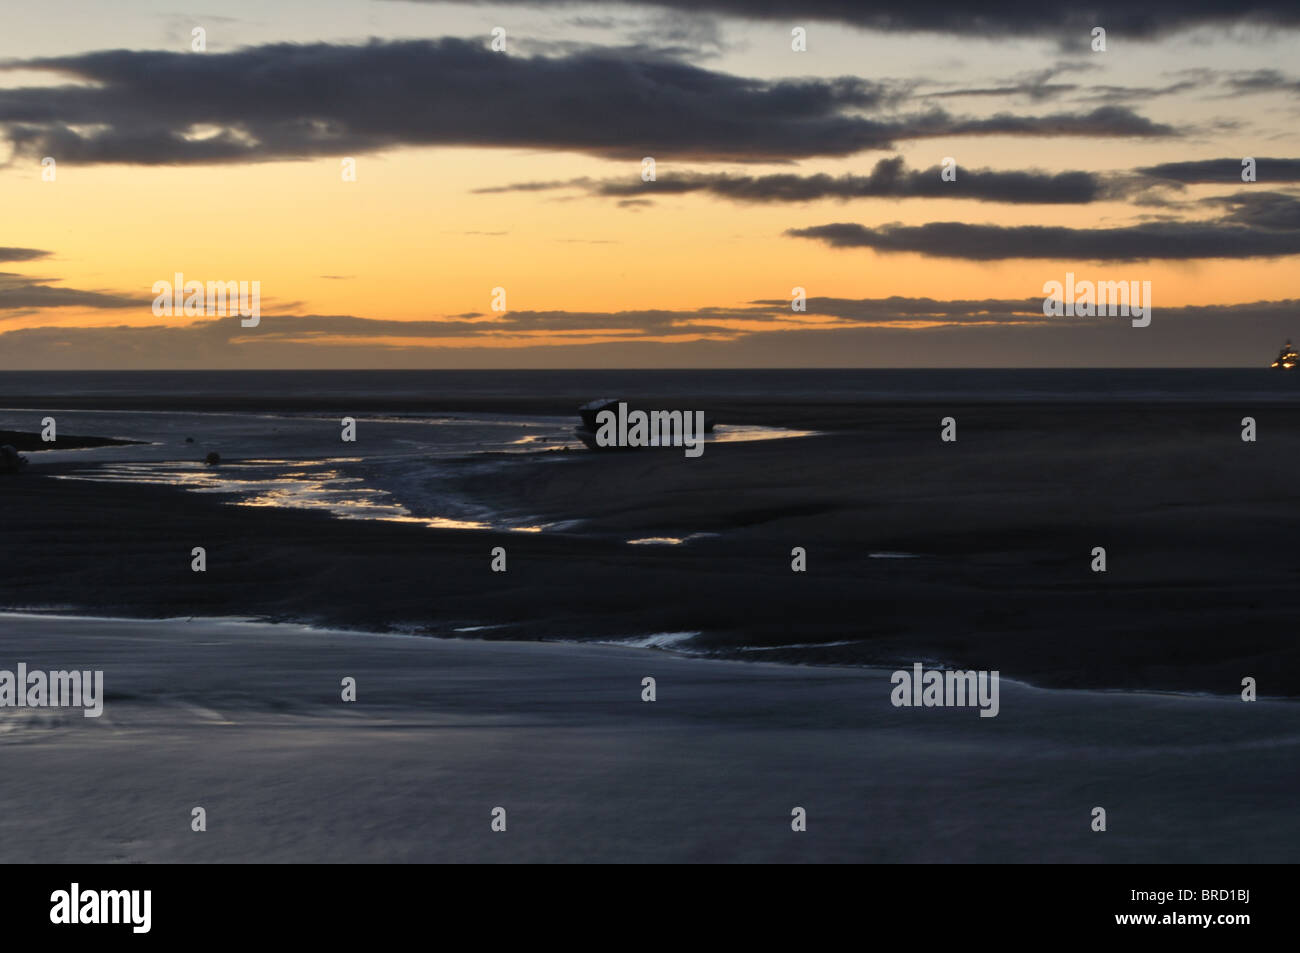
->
[[204, 452, 221, 467], [0, 445, 28, 474]]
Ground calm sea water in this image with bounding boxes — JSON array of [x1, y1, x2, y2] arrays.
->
[[2, 367, 1298, 404]]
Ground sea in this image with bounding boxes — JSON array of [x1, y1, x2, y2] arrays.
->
[[1, 368, 1295, 533]]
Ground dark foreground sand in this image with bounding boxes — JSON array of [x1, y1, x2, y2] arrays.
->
[[0, 430, 139, 451], [1, 614, 1295, 863], [3, 400, 1299, 695]]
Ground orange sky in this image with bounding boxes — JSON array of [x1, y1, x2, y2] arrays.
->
[[9, 146, 1297, 331], [3, 2, 1299, 365]]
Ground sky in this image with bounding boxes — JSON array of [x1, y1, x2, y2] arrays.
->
[[2, 0, 1299, 367]]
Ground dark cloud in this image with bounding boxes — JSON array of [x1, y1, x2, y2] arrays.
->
[[0, 40, 1172, 165], [0, 273, 144, 310], [478, 157, 1117, 204], [942, 105, 1171, 138], [233, 308, 765, 338], [0, 247, 49, 262], [3, 297, 1298, 369], [409, 1, 1300, 39], [923, 66, 1205, 106], [787, 212, 1300, 260], [1140, 157, 1300, 183], [746, 295, 1046, 321], [926, 66, 1089, 103], [1073, 79, 1204, 105], [473, 179, 588, 194], [931, 82, 1078, 102], [1207, 191, 1300, 230], [1223, 69, 1300, 94]]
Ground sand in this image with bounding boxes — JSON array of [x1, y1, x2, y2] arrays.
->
[[3, 400, 1299, 694], [1, 613, 1295, 863]]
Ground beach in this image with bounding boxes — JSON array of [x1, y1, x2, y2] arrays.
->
[[3, 374, 1298, 863], [2, 385, 1298, 694], [2, 613, 1296, 864]]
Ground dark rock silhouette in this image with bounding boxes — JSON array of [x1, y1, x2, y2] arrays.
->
[[204, 451, 221, 467], [0, 445, 28, 474]]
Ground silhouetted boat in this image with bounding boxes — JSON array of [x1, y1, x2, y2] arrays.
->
[[578, 398, 620, 432], [575, 399, 715, 450]]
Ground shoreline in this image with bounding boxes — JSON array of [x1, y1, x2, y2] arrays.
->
[[6, 395, 1300, 435], [0, 430, 142, 452], [1, 609, 1282, 703]]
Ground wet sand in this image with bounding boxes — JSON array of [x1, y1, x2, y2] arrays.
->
[[0, 430, 139, 451], [2, 400, 1298, 695], [1, 614, 1295, 864]]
